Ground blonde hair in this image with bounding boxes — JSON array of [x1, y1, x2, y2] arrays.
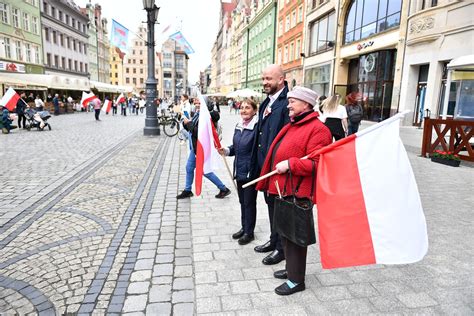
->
[[321, 95, 340, 113]]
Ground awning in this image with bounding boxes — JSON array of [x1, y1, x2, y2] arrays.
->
[[0, 73, 48, 90], [0, 73, 90, 91], [90, 80, 128, 93], [447, 54, 474, 70]]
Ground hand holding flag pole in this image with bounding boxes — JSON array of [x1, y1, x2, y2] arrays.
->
[[211, 121, 237, 191]]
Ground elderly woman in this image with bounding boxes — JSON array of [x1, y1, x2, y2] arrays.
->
[[219, 99, 259, 245], [256, 86, 332, 295]]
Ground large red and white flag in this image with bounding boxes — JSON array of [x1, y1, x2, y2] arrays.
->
[[315, 112, 428, 269], [115, 93, 126, 105], [0, 87, 20, 111], [80, 91, 98, 108], [101, 99, 112, 113], [195, 94, 222, 196]]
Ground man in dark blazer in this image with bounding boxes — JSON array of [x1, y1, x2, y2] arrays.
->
[[251, 64, 290, 265]]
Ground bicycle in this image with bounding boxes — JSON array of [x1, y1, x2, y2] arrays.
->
[[158, 112, 179, 137]]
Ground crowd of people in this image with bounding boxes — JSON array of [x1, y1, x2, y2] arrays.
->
[[176, 64, 365, 296]]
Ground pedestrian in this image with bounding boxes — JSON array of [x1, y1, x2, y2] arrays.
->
[[46, 93, 53, 103], [53, 94, 60, 115], [320, 95, 348, 141], [176, 96, 231, 200], [34, 95, 44, 112], [214, 98, 221, 113], [251, 64, 290, 266], [219, 98, 259, 245], [256, 86, 332, 295], [234, 101, 240, 114], [228, 98, 233, 113], [112, 98, 118, 115], [121, 99, 127, 116], [93, 98, 102, 121], [27, 92, 34, 103], [16, 92, 27, 128], [67, 95, 74, 113], [128, 98, 134, 114], [1, 104, 17, 134], [139, 98, 146, 114], [345, 93, 364, 135], [181, 94, 191, 119]]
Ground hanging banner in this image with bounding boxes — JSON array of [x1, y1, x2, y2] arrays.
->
[[169, 31, 195, 54], [110, 19, 129, 52]]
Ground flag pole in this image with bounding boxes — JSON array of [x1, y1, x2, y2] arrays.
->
[[221, 153, 237, 191]]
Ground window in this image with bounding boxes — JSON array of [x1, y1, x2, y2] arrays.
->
[[85, 64, 88, 73], [12, 7, 19, 28], [284, 45, 288, 63], [296, 39, 301, 60], [68, 58, 72, 70], [32, 16, 38, 34], [126, 78, 130, 84], [61, 57, 65, 68], [140, 68, 143, 74], [66, 36, 70, 48], [285, 15, 290, 31], [74, 60, 77, 71], [80, 62, 83, 72], [84, 44, 87, 54], [133, 68, 136, 74], [50, 6, 55, 18], [290, 42, 294, 61], [34, 45, 39, 63], [73, 39, 76, 51], [46, 53, 51, 66], [4, 37, 11, 58], [126, 67, 129, 73], [54, 55, 58, 67], [309, 11, 335, 55], [278, 20, 283, 37], [15, 40, 22, 60], [60, 34, 64, 46], [44, 27, 49, 41], [291, 10, 296, 28], [78, 41, 82, 53], [42, 1, 47, 14], [132, 78, 136, 84], [344, 0, 402, 44], [72, 17, 75, 28], [305, 64, 331, 96], [140, 59, 143, 64], [58, 10, 63, 22], [140, 78, 144, 84], [298, 5, 303, 23], [1, 3, 9, 24], [52, 31, 56, 44], [65, 14, 69, 25], [25, 43, 31, 62]]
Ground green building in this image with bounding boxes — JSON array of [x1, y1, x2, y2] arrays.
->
[[0, 0, 44, 74], [242, 0, 277, 91]]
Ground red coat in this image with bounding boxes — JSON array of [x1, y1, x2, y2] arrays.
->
[[256, 111, 332, 204]]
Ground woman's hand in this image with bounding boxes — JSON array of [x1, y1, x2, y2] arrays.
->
[[183, 117, 190, 125], [275, 160, 289, 174]]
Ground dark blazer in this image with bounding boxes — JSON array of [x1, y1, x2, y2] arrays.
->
[[250, 82, 290, 177]]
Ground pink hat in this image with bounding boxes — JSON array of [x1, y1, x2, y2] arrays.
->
[[287, 86, 319, 107]]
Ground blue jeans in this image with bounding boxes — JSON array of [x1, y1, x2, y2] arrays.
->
[[185, 151, 226, 191], [348, 122, 360, 135]]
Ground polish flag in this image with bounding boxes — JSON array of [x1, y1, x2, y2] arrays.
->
[[315, 112, 428, 269], [102, 99, 112, 113], [80, 91, 98, 108], [115, 93, 126, 105], [195, 94, 222, 196], [0, 87, 20, 111]]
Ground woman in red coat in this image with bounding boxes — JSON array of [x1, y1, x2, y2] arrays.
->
[[256, 86, 332, 295]]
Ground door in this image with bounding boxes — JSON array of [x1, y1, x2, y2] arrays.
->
[[413, 83, 427, 126]]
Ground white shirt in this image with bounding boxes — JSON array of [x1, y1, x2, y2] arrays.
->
[[264, 86, 285, 118], [320, 105, 348, 122], [34, 98, 44, 108]]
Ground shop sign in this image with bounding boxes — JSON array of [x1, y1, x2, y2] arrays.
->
[[0, 60, 26, 73], [357, 41, 374, 51]]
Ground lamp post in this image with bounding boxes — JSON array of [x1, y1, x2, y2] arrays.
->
[[143, 0, 160, 136]]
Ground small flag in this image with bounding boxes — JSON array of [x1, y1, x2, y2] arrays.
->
[[80, 91, 98, 108], [110, 19, 129, 52], [169, 31, 195, 54], [0, 87, 20, 112], [115, 93, 126, 105], [195, 94, 222, 196], [315, 113, 428, 269], [102, 99, 112, 113]]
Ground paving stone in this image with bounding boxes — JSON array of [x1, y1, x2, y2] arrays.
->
[[397, 292, 438, 308], [145, 302, 171, 315], [173, 277, 194, 290], [196, 296, 222, 313], [123, 295, 148, 313], [172, 290, 195, 304], [221, 294, 252, 312], [152, 263, 173, 276], [127, 282, 150, 294], [149, 285, 172, 302], [173, 303, 195, 315]]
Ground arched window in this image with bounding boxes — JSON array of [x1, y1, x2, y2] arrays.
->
[[344, 0, 402, 44]]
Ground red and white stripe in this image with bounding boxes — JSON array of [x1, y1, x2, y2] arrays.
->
[[195, 94, 222, 196], [0, 87, 20, 112], [115, 93, 126, 105], [80, 91, 98, 108], [315, 112, 428, 269], [102, 99, 112, 113]]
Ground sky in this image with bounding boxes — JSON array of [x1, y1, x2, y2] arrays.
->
[[75, 0, 221, 83]]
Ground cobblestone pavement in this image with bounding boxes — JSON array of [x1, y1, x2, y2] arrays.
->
[[0, 109, 473, 315]]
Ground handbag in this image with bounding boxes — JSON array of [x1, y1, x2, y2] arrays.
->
[[273, 161, 316, 247]]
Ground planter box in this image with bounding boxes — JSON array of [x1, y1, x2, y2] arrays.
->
[[431, 156, 460, 167]]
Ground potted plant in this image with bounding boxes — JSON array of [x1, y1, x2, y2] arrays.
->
[[430, 150, 461, 167]]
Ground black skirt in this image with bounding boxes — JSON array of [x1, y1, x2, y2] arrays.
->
[[324, 117, 345, 141]]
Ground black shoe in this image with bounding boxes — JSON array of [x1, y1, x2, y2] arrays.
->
[[176, 190, 193, 199], [262, 250, 285, 265], [238, 234, 254, 245], [254, 241, 275, 253], [215, 188, 231, 199], [275, 281, 305, 296], [273, 270, 288, 279], [232, 228, 244, 240]]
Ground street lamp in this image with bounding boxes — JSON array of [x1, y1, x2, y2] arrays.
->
[[143, 0, 160, 136]]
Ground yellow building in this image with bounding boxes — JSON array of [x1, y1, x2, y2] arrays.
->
[[109, 46, 125, 86]]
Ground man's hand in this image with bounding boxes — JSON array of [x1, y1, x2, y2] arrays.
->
[[275, 160, 289, 174], [183, 117, 190, 125]]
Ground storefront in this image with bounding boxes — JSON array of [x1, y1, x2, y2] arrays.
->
[[304, 63, 331, 97]]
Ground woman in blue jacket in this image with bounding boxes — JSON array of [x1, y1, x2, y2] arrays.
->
[[219, 99, 259, 245]]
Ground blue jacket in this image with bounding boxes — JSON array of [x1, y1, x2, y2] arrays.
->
[[250, 83, 290, 177], [228, 116, 258, 181]]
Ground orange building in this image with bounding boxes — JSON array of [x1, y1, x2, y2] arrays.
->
[[276, 0, 305, 88]]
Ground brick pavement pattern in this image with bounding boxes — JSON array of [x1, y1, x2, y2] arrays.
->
[[0, 110, 472, 315]]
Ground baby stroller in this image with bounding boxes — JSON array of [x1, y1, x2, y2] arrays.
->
[[24, 108, 52, 131]]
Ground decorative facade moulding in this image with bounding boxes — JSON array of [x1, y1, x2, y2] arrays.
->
[[409, 17, 435, 34]]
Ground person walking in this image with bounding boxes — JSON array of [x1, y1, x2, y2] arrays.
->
[[251, 64, 290, 266], [219, 99, 259, 245], [53, 94, 60, 115], [256, 86, 332, 295], [320, 95, 348, 141], [16, 92, 27, 129], [121, 99, 127, 116], [93, 98, 102, 121], [34, 95, 44, 112], [176, 96, 231, 200], [345, 93, 364, 135], [139, 98, 146, 114], [112, 98, 118, 115]]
